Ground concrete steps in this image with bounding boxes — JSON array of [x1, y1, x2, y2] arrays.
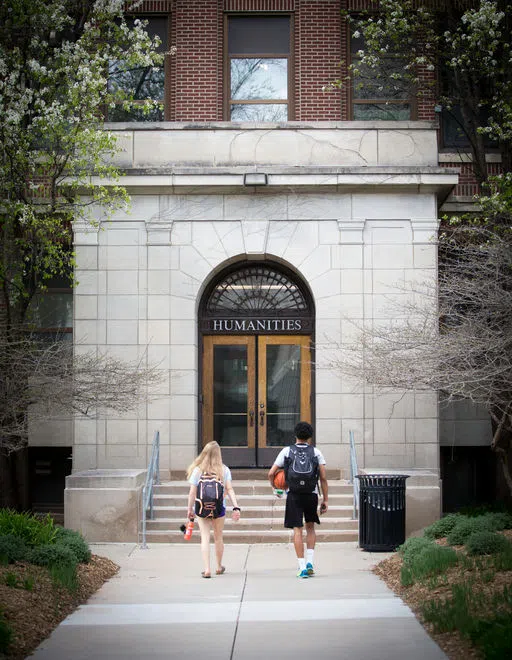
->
[[143, 477, 359, 544]]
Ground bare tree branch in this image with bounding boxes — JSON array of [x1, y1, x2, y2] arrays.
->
[[0, 334, 164, 452]]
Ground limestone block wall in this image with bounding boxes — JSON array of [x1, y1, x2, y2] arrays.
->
[[71, 187, 441, 479]]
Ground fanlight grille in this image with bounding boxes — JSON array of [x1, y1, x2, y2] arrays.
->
[[206, 265, 309, 316]]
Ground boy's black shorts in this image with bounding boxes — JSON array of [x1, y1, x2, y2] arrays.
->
[[284, 491, 320, 529]]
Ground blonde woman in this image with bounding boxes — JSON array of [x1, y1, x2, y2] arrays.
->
[[186, 441, 241, 578]]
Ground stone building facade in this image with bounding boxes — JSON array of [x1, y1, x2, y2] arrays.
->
[[29, 1, 498, 537]]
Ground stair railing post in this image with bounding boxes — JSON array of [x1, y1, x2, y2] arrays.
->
[[140, 429, 160, 550]]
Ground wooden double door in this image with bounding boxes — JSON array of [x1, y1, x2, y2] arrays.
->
[[202, 335, 312, 467]]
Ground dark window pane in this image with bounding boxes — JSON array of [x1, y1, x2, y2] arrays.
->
[[441, 106, 497, 149], [231, 104, 288, 121], [442, 107, 470, 147], [352, 60, 409, 100], [123, 16, 167, 52], [107, 103, 164, 122], [353, 103, 410, 120], [108, 17, 166, 122], [266, 345, 301, 447], [231, 58, 287, 100], [228, 16, 290, 55], [213, 346, 248, 447], [109, 64, 165, 100], [28, 293, 73, 328]]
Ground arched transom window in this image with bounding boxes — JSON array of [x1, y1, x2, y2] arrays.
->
[[200, 263, 314, 333]]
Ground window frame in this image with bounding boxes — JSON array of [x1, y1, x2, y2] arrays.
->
[[224, 13, 295, 122], [107, 12, 171, 122], [348, 19, 417, 121]]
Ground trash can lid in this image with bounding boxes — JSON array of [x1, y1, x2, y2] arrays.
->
[[355, 474, 410, 486], [355, 474, 410, 479]]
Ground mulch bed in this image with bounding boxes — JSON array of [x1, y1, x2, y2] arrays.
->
[[372, 530, 512, 660], [0, 555, 119, 659]]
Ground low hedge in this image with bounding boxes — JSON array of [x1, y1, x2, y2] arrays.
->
[[0, 534, 28, 564], [465, 531, 511, 556], [424, 513, 462, 539], [27, 544, 77, 568], [54, 528, 91, 564], [447, 517, 495, 546]]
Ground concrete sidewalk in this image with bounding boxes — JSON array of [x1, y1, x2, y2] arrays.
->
[[31, 542, 447, 660]]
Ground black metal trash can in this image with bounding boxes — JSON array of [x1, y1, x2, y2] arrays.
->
[[356, 474, 409, 551]]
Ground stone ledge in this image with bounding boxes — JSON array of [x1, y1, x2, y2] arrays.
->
[[105, 120, 438, 131], [360, 468, 439, 488], [66, 469, 146, 490]]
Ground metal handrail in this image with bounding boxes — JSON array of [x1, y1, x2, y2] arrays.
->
[[140, 430, 160, 549], [349, 429, 359, 519]]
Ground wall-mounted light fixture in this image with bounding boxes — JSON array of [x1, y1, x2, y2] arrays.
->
[[243, 173, 268, 186]]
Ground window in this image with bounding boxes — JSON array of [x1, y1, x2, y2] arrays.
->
[[439, 67, 497, 150], [27, 274, 73, 341], [227, 16, 291, 121], [351, 31, 412, 120], [107, 16, 168, 121]]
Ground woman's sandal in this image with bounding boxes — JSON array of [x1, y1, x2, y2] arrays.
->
[[201, 571, 211, 578], [216, 566, 226, 575]]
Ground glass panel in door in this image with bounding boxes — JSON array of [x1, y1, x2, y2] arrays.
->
[[257, 335, 311, 466], [265, 343, 301, 446], [202, 336, 256, 466], [213, 344, 249, 447]]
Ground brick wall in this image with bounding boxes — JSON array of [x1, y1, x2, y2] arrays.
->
[[295, 1, 342, 120], [170, 0, 223, 121], [440, 162, 503, 199]]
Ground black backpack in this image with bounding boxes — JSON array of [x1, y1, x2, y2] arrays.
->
[[195, 473, 224, 518], [284, 444, 319, 493]]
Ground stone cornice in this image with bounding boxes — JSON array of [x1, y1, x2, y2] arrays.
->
[[86, 168, 459, 200]]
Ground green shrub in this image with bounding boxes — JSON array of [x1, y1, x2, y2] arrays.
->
[[54, 528, 91, 563], [422, 582, 474, 634], [0, 611, 13, 654], [424, 513, 462, 539], [465, 531, 511, 556], [0, 534, 28, 563], [49, 563, 78, 593], [27, 544, 77, 568], [23, 576, 34, 591], [0, 509, 56, 547], [4, 572, 17, 588], [469, 612, 512, 660], [401, 544, 458, 586], [398, 536, 435, 563], [447, 516, 495, 546], [483, 512, 512, 531], [492, 544, 512, 572]]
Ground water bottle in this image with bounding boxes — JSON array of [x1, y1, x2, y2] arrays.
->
[[274, 489, 284, 498], [184, 519, 194, 540]]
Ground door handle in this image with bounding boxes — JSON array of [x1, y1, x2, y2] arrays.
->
[[259, 409, 265, 426], [249, 410, 254, 427]]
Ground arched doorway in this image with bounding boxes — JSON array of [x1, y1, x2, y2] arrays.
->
[[199, 262, 314, 467]]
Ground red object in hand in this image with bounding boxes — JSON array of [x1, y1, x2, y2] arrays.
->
[[184, 519, 194, 540]]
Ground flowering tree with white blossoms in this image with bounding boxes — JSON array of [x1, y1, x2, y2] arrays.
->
[[0, 0, 165, 471], [337, 0, 512, 184]]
